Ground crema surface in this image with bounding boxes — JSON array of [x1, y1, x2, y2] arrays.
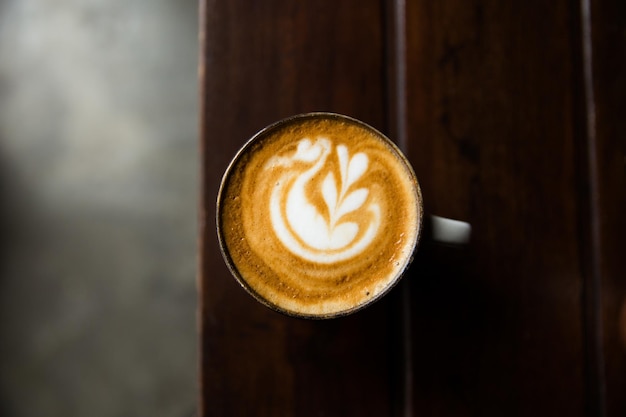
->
[[218, 114, 422, 317]]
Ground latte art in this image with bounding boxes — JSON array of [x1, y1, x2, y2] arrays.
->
[[217, 113, 422, 318], [268, 138, 381, 263]]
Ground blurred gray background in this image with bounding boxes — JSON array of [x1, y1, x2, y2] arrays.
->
[[0, 0, 198, 416]]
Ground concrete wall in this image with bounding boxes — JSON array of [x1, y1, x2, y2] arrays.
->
[[0, 1, 198, 416]]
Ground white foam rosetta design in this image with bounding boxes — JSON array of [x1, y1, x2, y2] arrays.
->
[[267, 137, 381, 264]]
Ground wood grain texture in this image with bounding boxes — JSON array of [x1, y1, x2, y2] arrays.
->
[[402, 1, 586, 415], [588, 0, 626, 415], [199, 0, 624, 415]]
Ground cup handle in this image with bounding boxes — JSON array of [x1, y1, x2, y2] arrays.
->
[[428, 215, 472, 245]]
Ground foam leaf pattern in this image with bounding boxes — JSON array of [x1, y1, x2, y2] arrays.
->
[[269, 137, 381, 263], [334, 188, 369, 221], [322, 147, 371, 227], [322, 172, 337, 215], [336, 145, 349, 186], [347, 153, 368, 188]]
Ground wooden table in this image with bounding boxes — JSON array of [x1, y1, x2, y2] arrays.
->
[[199, 1, 625, 415]]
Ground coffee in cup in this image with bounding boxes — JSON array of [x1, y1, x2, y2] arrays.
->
[[217, 113, 423, 318]]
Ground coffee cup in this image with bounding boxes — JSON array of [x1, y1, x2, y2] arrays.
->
[[216, 112, 469, 319]]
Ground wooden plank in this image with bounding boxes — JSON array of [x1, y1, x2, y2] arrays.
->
[[587, 0, 626, 415], [402, 1, 586, 415], [198, 1, 399, 416]]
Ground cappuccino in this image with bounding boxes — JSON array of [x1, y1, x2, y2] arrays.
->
[[217, 113, 422, 318]]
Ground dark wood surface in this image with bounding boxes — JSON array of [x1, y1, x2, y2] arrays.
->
[[199, 0, 625, 416], [590, 0, 626, 416], [403, 1, 586, 415]]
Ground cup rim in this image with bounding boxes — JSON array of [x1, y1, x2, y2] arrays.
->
[[215, 112, 424, 319]]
